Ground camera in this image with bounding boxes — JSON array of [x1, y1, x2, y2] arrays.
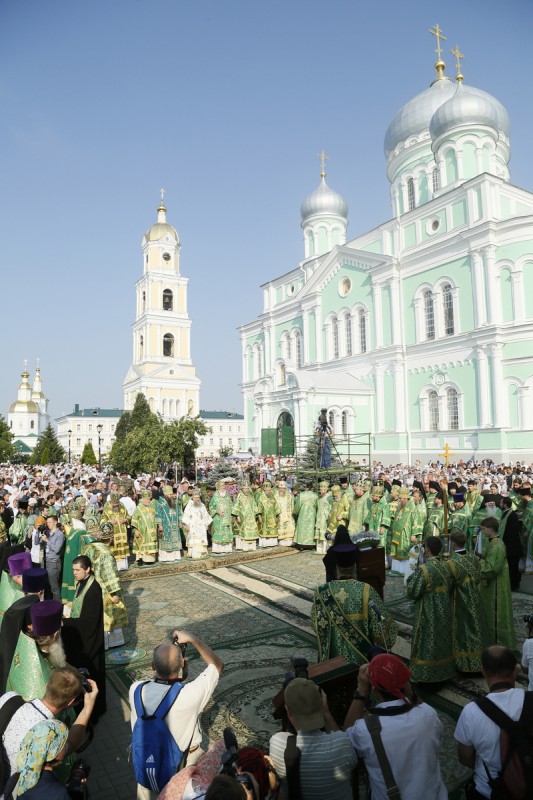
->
[[283, 655, 309, 688], [78, 668, 92, 694], [524, 615, 533, 627], [64, 757, 90, 799], [172, 637, 189, 680], [37, 523, 47, 534], [172, 635, 187, 658]]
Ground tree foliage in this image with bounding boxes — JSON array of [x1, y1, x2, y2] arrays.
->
[[109, 393, 208, 475], [80, 441, 97, 465], [30, 423, 66, 465], [208, 458, 239, 484], [0, 415, 15, 462]]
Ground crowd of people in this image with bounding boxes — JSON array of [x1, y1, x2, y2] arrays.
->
[[0, 457, 531, 799]]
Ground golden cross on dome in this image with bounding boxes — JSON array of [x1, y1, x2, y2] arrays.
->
[[160, 187, 166, 205], [429, 23, 446, 60], [451, 45, 464, 82], [23, 357, 28, 372], [317, 150, 328, 178]]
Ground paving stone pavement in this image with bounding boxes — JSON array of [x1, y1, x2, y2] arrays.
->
[[84, 680, 136, 800]]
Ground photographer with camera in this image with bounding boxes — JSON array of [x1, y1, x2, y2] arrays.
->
[[0, 666, 99, 796], [129, 631, 224, 800]]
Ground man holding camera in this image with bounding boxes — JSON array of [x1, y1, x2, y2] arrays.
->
[[129, 630, 224, 800]]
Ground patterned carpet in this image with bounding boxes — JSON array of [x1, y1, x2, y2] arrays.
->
[[108, 551, 533, 798]]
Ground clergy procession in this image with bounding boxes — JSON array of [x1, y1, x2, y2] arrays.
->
[[0, 458, 531, 799]]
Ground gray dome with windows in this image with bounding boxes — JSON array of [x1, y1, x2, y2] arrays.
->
[[300, 177, 348, 223]]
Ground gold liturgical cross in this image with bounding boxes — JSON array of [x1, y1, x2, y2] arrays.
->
[[440, 443, 456, 467], [160, 187, 166, 204], [450, 45, 464, 82], [429, 23, 447, 60]]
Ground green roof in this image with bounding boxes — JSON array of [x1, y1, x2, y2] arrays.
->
[[200, 410, 244, 420], [68, 407, 124, 418], [13, 440, 34, 453]]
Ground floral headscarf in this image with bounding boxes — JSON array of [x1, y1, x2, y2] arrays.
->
[[14, 719, 68, 797]]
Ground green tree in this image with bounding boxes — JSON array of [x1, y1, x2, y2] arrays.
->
[[30, 423, 66, 465], [0, 415, 15, 462], [208, 457, 239, 484], [113, 411, 132, 443], [218, 445, 234, 458], [157, 416, 209, 474], [80, 441, 97, 465], [130, 393, 153, 430]]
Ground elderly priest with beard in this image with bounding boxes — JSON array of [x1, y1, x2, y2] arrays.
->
[[0, 599, 65, 700]]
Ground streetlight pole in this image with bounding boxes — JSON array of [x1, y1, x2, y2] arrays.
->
[[68, 429, 72, 463], [96, 423, 103, 470]]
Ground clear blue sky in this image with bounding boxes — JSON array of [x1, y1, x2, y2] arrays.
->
[[1, 0, 531, 421]]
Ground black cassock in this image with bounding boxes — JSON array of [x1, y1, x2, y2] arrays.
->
[[62, 576, 106, 721]]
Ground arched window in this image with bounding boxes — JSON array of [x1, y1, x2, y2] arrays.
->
[[359, 309, 367, 353], [163, 333, 174, 357], [407, 178, 415, 211], [432, 167, 440, 194], [442, 283, 454, 336], [345, 314, 352, 356], [163, 289, 173, 311], [254, 345, 262, 379], [295, 332, 303, 368], [328, 411, 335, 430], [424, 290, 435, 340], [30, 420, 35, 429], [341, 411, 348, 436], [279, 363, 286, 386], [286, 335, 292, 362], [142, 291, 146, 312], [447, 388, 459, 430], [428, 390, 439, 431], [332, 317, 340, 359], [140, 335, 144, 357]]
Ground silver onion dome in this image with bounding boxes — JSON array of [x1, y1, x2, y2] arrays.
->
[[384, 78, 456, 157], [429, 82, 510, 141], [300, 176, 348, 222]]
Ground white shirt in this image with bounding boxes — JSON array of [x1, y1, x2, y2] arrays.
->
[[0, 693, 53, 781], [521, 639, 533, 690], [347, 701, 448, 800], [455, 688, 526, 798], [120, 496, 136, 516], [129, 664, 219, 755]]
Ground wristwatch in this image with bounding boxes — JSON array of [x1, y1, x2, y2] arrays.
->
[[352, 689, 369, 702]]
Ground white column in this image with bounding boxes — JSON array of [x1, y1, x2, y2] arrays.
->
[[413, 297, 422, 341], [389, 276, 401, 343], [264, 326, 272, 373], [475, 147, 483, 173], [419, 396, 428, 431], [433, 290, 443, 338], [476, 346, 491, 427], [456, 149, 464, 180], [315, 305, 323, 362], [426, 167, 434, 201], [302, 311, 309, 365], [470, 251, 486, 328], [483, 246, 501, 325], [374, 365, 385, 432], [372, 282, 383, 348], [490, 343, 504, 428], [511, 270, 526, 321], [437, 393, 446, 431], [393, 362, 405, 431]]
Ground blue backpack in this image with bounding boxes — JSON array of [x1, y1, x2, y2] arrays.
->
[[132, 681, 185, 792]]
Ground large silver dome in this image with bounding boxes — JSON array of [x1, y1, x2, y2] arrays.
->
[[384, 78, 456, 157], [300, 176, 348, 222], [430, 82, 510, 141]]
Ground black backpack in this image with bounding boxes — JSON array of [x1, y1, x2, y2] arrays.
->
[[0, 694, 25, 792], [475, 691, 533, 800]]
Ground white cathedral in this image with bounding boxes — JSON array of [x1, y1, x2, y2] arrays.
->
[[239, 33, 533, 463], [8, 363, 50, 453], [123, 195, 201, 418]]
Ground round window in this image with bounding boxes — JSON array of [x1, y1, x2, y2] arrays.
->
[[339, 278, 351, 297]]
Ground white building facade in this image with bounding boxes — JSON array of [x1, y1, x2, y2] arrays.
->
[[56, 405, 122, 461], [123, 195, 201, 419], [240, 50, 533, 463], [196, 411, 245, 459]]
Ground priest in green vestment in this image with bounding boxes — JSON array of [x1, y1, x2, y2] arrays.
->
[[131, 490, 158, 565], [154, 487, 182, 562], [60, 512, 90, 605], [209, 481, 234, 554], [312, 545, 397, 665], [447, 531, 486, 673], [448, 493, 471, 539], [294, 483, 318, 547], [518, 487, 533, 574], [80, 525, 128, 645], [327, 486, 350, 536], [478, 517, 517, 652], [256, 482, 281, 548], [390, 491, 423, 577], [276, 482, 295, 546], [0, 552, 30, 620], [314, 482, 332, 554], [406, 536, 455, 683], [423, 493, 445, 539], [347, 482, 369, 537], [100, 492, 131, 570], [364, 486, 391, 560], [232, 484, 260, 551]]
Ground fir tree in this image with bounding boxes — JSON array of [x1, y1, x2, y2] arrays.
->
[[0, 415, 15, 462], [114, 411, 132, 443], [80, 441, 97, 465], [207, 458, 239, 484], [30, 424, 66, 465]]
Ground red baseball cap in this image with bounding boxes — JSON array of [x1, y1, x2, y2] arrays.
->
[[368, 654, 412, 701]]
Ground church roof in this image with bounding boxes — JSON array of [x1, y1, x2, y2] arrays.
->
[[200, 410, 244, 420], [66, 406, 123, 418], [9, 399, 39, 414]]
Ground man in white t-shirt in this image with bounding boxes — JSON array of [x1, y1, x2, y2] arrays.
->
[[455, 645, 527, 799], [129, 631, 223, 800]]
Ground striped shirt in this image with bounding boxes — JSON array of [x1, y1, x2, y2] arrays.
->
[[269, 729, 356, 800]]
